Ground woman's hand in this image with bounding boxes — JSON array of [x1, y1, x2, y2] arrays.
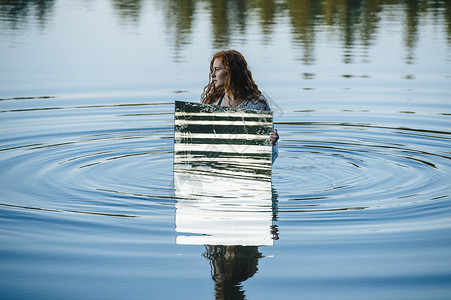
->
[[270, 129, 279, 146]]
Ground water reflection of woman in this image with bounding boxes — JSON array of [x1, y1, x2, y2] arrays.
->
[[201, 50, 279, 163], [203, 245, 262, 300], [201, 188, 279, 299]]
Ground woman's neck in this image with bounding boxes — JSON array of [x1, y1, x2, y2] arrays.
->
[[224, 92, 243, 108]]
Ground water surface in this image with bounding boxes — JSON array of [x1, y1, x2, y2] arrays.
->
[[1, 0, 451, 299]]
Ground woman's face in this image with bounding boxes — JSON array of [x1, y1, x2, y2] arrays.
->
[[211, 59, 227, 88]]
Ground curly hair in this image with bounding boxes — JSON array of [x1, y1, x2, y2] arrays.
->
[[201, 50, 265, 106]]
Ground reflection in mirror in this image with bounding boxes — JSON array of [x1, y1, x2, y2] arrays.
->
[[173, 100, 276, 246], [174, 171, 275, 246]]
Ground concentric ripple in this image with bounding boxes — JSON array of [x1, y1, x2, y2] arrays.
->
[[1, 96, 451, 300], [0, 97, 175, 218], [272, 112, 451, 233], [1, 98, 451, 233]]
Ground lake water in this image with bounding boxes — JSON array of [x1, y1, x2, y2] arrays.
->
[[1, 0, 451, 299]]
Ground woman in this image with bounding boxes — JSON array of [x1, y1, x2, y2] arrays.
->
[[201, 50, 279, 163]]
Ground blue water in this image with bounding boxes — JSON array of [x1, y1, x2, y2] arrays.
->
[[1, 0, 451, 299]]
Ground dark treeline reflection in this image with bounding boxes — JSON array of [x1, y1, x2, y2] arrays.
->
[[111, 0, 144, 24], [1, 0, 450, 63], [154, 0, 451, 64], [161, 0, 196, 62], [0, 0, 55, 29]]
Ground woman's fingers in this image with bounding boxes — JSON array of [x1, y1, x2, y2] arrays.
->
[[270, 129, 279, 146]]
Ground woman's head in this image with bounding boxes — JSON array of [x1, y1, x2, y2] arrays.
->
[[201, 50, 262, 104]]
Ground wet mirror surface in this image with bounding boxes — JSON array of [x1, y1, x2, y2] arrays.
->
[[1, 0, 451, 299], [174, 101, 274, 247]]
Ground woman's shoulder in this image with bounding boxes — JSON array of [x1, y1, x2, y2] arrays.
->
[[240, 95, 271, 111]]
